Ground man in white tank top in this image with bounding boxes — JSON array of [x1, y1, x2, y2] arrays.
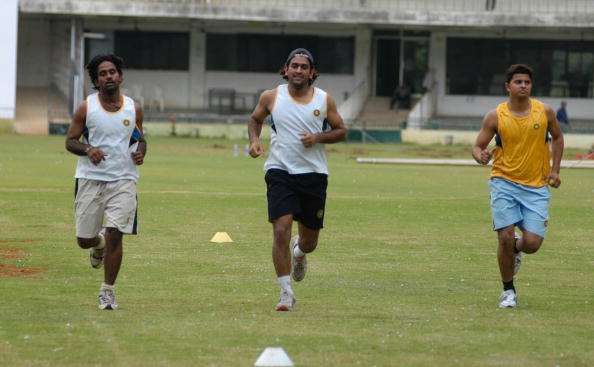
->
[[65, 54, 147, 310], [248, 48, 347, 311]]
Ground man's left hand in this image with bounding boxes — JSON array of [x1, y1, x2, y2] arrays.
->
[[547, 172, 561, 188], [300, 132, 318, 148]]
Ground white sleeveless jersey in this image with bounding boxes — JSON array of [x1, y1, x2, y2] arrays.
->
[[264, 84, 330, 175], [75, 93, 139, 182]]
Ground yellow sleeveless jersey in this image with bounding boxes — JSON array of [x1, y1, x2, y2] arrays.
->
[[491, 98, 550, 187]]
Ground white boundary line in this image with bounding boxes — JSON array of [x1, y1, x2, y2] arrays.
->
[[356, 158, 594, 169]]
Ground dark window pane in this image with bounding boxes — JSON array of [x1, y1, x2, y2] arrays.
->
[[114, 31, 189, 70], [206, 34, 354, 74], [447, 37, 594, 97]]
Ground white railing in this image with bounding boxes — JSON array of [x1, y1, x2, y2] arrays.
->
[[20, 0, 594, 14], [338, 80, 368, 124]]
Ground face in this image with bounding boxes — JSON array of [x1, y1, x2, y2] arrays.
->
[[96, 61, 122, 93], [284, 55, 313, 89], [505, 73, 532, 98]]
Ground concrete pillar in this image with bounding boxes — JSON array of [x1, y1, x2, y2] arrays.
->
[[430, 32, 447, 116], [189, 25, 206, 109], [355, 26, 372, 95], [0, 0, 18, 119]]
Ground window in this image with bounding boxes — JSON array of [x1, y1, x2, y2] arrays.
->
[[114, 31, 189, 70], [447, 38, 594, 97], [206, 34, 354, 74]]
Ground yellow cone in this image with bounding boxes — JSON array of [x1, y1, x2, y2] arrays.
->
[[210, 232, 233, 243]]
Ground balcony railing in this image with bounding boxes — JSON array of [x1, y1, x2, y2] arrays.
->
[[20, 0, 594, 13]]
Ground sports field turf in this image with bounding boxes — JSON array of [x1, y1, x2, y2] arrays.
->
[[1, 133, 593, 366]]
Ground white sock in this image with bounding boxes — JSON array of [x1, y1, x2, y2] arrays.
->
[[293, 244, 305, 258], [277, 275, 292, 293], [101, 282, 114, 291], [95, 232, 106, 250]]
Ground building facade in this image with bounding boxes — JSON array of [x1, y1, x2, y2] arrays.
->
[[10, 0, 594, 133]]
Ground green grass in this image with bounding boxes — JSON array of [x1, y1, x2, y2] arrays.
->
[[0, 120, 14, 134], [1, 134, 593, 366]]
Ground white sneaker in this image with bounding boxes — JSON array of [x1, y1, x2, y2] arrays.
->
[[290, 235, 307, 282], [498, 289, 517, 308], [98, 287, 118, 310], [90, 232, 105, 269], [275, 289, 296, 312], [513, 233, 522, 275]]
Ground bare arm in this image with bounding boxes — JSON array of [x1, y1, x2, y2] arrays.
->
[[472, 109, 498, 165], [65, 102, 90, 156], [545, 105, 564, 188], [247, 89, 275, 158], [131, 102, 147, 165], [300, 94, 347, 148], [65, 102, 106, 165]]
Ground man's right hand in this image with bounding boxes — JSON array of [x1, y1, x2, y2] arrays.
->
[[249, 141, 264, 158], [474, 148, 492, 165], [86, 147, 107, 165]]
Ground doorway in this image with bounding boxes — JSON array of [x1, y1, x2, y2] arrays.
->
[[374, 32, 429, 97]]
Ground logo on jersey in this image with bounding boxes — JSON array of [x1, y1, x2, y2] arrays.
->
[[533, 123, 540, 129], [123, 119, 130, 126], [313, 109, 320, 117], [316, 209, 324, 219]]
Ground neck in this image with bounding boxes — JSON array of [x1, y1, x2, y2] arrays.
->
[[288, 83, 312, 98], [99, 89, 120, 103], [508, 95, 530, 112]]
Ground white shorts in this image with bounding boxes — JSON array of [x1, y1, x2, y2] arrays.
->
[[74, 179, 138, 238]]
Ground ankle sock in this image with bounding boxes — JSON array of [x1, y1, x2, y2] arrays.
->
[[503, 280, 515, 292]]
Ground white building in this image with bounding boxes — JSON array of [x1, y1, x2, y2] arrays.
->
[[10, 0, 594, 135]]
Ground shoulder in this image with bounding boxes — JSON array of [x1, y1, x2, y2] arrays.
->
[[259, 87, 278, 104], [74, 100, 88, 119], [532, 98, 554, 117], [483, 109, 498, 129], [484, 108, 498, 121], [323, 91, 336, 109]]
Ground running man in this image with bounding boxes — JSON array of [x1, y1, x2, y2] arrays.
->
[[248, 48, 347, 311], [472, 64, 563, 308], [65, 54, 146, 310]]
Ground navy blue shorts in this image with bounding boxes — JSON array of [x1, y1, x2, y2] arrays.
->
[[265, 169, 328, 230]]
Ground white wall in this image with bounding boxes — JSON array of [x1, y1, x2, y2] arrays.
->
[[17, 17, 50, 87], [79, 19, 358, 109], [122, 70, 191, 108], [205, 72, 355, 106], [0, 0, 18, 119], [431, 30, 594, 120], [50, 20, 72, 99]]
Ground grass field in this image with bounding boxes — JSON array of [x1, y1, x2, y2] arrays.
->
[[1, 133, 594, 366]]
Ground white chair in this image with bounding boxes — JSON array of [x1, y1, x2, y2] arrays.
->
[[150, 86, 165, 112], [131, 84, 145, 108]]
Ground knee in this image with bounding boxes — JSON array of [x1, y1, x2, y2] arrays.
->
[[298, 237, 318, 253], [498, 231, 516, 250], [76, 237, 95, 249], [104, 227, 121, 237], [521, 237, 543, 254], [272, 220, 291, 239]]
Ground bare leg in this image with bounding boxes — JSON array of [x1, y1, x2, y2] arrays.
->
[[76, 236, 100, 249], [103, 227, 123, 285], [497, 225, 516, 283], [516, 229, 543, 254], [297, 222, 320, 253], [272, 214, 293, 277]]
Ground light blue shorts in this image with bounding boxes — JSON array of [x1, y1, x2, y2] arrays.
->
[[489, 178, 550, 238]]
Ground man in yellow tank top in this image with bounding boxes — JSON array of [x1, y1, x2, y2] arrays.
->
[[472, 64, 564, 309]]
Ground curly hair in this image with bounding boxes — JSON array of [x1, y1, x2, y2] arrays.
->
[[505, 64, 533, 83], [86, 54, 124, 89]]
